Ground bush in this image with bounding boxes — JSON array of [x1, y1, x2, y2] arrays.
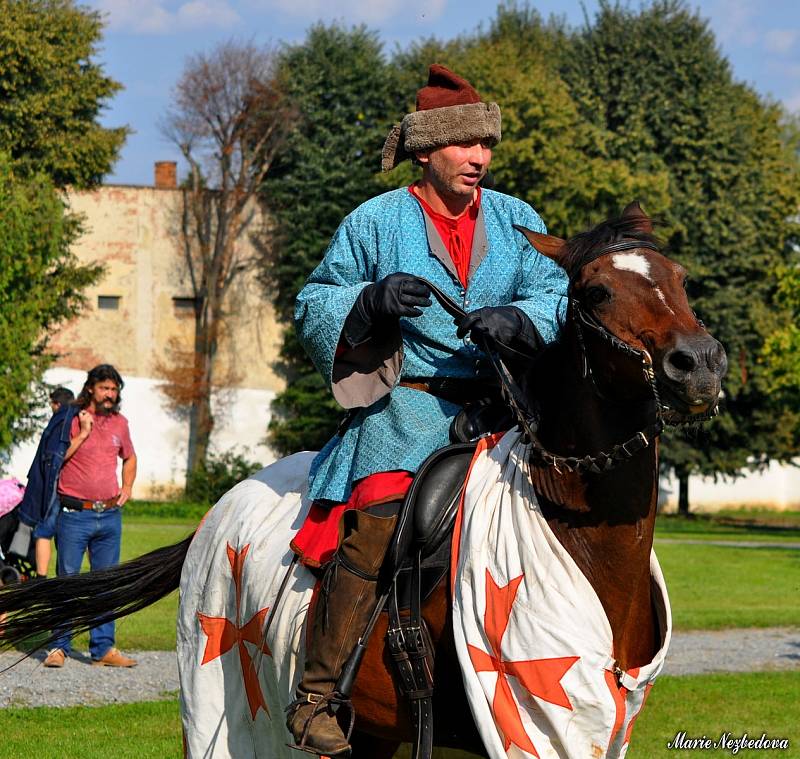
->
[[185, 450, 263, 505]]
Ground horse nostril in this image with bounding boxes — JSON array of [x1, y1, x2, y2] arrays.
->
[[708, 341, 728, 372], [668, 349, 697, 374]]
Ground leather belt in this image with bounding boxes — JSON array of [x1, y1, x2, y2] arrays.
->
[[399, 377, 500, 407], [60, 495, 119, 512]]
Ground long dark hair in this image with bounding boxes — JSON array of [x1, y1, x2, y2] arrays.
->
[[75, 364, 125, 413]]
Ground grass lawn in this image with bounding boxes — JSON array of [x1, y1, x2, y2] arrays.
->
[[656, 541, 800, 630], [643, 510, 800, 630], [5, 673, 797, 758], [3, 699, 182, 759], [711, 508, 800, 526], [111, 516, 195, 651], [626, 672, 800, 757]]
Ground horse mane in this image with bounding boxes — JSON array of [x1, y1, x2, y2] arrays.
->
[[559, 214, 663, 282]]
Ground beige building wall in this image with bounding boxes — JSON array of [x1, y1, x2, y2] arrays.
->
[[50, 182, 284, 394]]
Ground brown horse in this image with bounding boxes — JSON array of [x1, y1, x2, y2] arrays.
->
[[345, 203, 726, 757], [0, 203, 726, 758]]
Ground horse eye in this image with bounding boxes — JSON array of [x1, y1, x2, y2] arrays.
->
[[584, 286, 610, 307]]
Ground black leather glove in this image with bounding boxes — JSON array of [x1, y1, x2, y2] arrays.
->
[[455, 306, 544, 356], [342, 273, 432, 347]]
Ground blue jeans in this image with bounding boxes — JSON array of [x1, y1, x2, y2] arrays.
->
[[52, 507, 122, 659]]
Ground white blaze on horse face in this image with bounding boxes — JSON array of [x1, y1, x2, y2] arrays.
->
[[611, 252, 652, 281], [655, 286, 676, 315], [611, 253, 676, 314]]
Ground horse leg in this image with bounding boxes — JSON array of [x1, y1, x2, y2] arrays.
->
[[349, 729, 400, 759]]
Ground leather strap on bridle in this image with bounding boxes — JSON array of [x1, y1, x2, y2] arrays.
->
[[576, 238, 660, 268]]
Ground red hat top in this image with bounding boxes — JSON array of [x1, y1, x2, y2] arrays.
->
[[415, 64, 482, 111]]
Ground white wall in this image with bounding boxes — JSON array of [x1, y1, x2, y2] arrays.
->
[[6, 367, 278, 499], [660, 461, 800, 512]]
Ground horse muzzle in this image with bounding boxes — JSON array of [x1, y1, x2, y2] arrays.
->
[[657, 334, 728, 416]]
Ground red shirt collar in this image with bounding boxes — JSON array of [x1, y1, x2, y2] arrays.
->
[[408, 183, 481, 225]]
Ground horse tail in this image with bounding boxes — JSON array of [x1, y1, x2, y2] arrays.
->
[[0, 532, 194, 652]]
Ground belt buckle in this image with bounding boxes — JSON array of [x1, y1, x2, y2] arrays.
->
[[91, 500, 105, 512]]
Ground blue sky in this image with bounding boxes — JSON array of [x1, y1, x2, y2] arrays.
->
[[85, 0, 800, 186]]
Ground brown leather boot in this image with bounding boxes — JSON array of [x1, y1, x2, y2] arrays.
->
[[287, 509, 397, 756]]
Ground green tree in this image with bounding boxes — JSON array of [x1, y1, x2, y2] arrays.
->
[[260, 24, 401, 454], [428, 4, 672, 236], [389, 3, 671, 232], [562, 0, 800, 512], [0, 0, 123, 460], [0, 0, 127, 188], [0, 155, 101, 454], [760, 264, 800, 422]]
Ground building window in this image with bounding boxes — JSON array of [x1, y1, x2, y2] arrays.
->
[[97, 295, 120, 310], [173, 296, 197, 315]]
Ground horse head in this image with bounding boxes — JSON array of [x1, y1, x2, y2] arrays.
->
[[517, 202, 727, 424]]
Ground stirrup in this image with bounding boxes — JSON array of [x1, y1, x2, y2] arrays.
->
[[286, 691, 355, 757]]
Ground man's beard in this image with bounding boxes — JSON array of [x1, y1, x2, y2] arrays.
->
[[95, 400, 117, 416]]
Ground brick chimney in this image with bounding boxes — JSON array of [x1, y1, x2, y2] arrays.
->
[[154, 161, 177, 189]]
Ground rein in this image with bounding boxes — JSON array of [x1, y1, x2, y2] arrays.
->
[[422, 237, 704, 475]]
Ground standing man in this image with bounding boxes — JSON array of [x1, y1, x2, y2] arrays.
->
[[286, 65, 567, 755], [43, 365, 138, 668]]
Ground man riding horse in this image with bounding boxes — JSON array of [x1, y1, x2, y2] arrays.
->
[[286, 64, 568, 756]]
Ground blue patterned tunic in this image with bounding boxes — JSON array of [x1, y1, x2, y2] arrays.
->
[[295, 187, 567, 503]]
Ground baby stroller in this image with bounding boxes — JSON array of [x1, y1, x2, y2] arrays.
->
[[0, 478, 35, 584]]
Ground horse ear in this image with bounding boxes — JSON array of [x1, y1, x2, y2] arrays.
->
[[514, 225, 567, 265], [621, 201, 653, 234]]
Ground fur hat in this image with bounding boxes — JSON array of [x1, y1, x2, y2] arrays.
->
[[381, 64, 501, 172]]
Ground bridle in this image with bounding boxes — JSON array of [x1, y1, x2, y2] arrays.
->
[[570, 239, 668, 417], [551, 238, 666, 473], [424, 237, 719, 475]]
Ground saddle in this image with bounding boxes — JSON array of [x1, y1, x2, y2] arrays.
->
[[383, 397, 510, 610]]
